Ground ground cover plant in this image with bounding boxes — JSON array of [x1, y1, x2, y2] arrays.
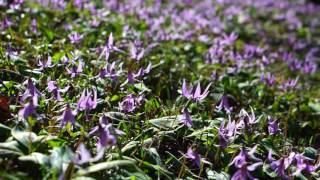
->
[[0, 0, 320, 179]]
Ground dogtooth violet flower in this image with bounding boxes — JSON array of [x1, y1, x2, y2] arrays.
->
[[68, 32, 82, 44], [77, 88, 97, 111], [130, 42, 145, 61], [267, 116, 279, 135], [66, 61, 84, 78], [184, 147, 201, 167], [182, 79, 212, 102], [268, 150, 295, 179], [216, 94, 232, 113], [127, 63, 152, 84], [292, 153, 319, 176], [38, 56, 53, 70], [180, 108, 193, 127], [47, 80, 69, 101], [18, 99, 36, 119], [119, 94, 136, 112], [61, 104, 76, 127], [21, 79, 41, 106], [218, 117, 239, 148], [89, 122, 116, 149], [229, 146, 262, 180], [73, 143, 104, 164]]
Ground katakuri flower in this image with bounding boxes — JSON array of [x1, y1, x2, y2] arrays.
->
[[180, 108, 193, 127], [21, 79, 41, 106], [38, 56, 53, 70], [216, 94, 232, 113], [47, 80, 69, 101], [185, 147, 201, 167], [182, 79, 212, 102], [18, 99, 36, 119], [267, 116, 279, 135], [77, 88, 97, 111], [61, 104, 76, 127], [68, 32, 82, 44]]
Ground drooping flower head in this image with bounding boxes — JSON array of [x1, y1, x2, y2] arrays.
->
[[268, 151, 295, 179], [119, 94, 136, 113], [18, 99, 36, 119], [21, 79, 41, 106], [47, 80, 69, 101], [260, 72, 276, 86], [185, 147, 201, 167], [38, 56, 53, 70], [230, 146, 262, 180], [68, 32, 82, 44], [267, 116, 279, 135], [77, 88, 97, 111], [66, 61, 84, 78], [216, 94, 232, 113], [180, 108, 192, 127], [182, 79, 212, 102], [218, 117, 237, 149], [61, 104, 76, 127]]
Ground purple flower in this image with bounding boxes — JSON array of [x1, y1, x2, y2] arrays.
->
[[260, 72, 275, 86], [130, 42, 145, 61], [66, 61, 84, 78], [38, 56, 53, 70], [18, 100, 36, 119], [280, 77, 299, 90], [216, 94, 232, 113], [268, 151, 295, 179], [261, 56, 270, 66], [89, 123, 117, 149], [101, 33, 122, 62], [77, 88, 97, 111], [21, 79, 41, 106], [182, 79, 212, 102], [302, 61, 317, 74], [231, 162, 263, 180], [90, 18, 100, 27], [238, 108, 260, 129], [99, 61, 120, 81], [221, 32, 238, 46], [230, 146, 262, 180], [47, 80, 69, 101], [68, 32, 82, 44], [218, 118, 237, 148], [74, 143, 104, 164], [293, 153, 318, 176], [74, 143, 92, 164], [119, 94, 136, 112], [2, 17, 12, 29], [267, 116, 279, 135], [31, 19, 37, 33], [61, 104, 76, 127], [185, 148, 201, 167], [125, 63, 152, 84], [180, 108, 192, 127]]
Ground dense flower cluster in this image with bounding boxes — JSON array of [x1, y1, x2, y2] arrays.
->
[[0, 0, 319, 179]]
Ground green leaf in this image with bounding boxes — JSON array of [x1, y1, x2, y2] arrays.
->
[[11, 127, 44, 150], [19, 152, 49, 165], [304, 147, 317, 159], [148, 116, 181, 130], [134, 83, 151, 92], [76, 160, 136, 176], [206, 169, 230, 180], [146, 148, 162, 166], [0, 123, 11, 136], [50, 147, 74, 172], [121, 141, 140, 153]]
